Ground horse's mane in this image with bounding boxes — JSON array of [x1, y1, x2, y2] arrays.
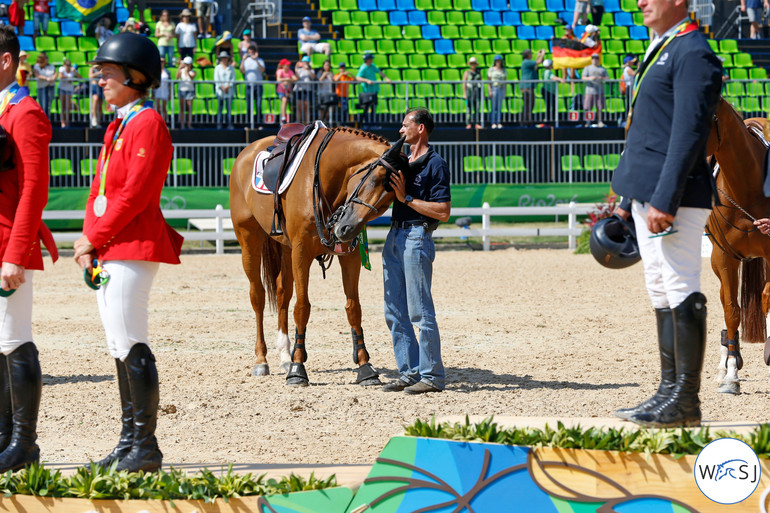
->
[[331, 127, 391, 146]]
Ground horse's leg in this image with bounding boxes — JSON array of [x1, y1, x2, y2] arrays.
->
[[275, 249, 294, 373], [233, 219, 270, 377], [285, 249, 313, 387], [711, 250, 741, 394], [763, 260, 770, 368], [338, 252, 382, 386]]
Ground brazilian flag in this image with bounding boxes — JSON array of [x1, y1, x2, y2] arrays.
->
[[57, 0, 113, 21]]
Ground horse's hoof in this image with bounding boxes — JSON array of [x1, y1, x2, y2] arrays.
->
[[358, 377, 382, 386], [286, 377, 309, 387], [252, 364, 269, 377], [355, 362, 380, 385], [714, 369, 727, 383], [718, 381, 741, 395], [764, 337, 770, 365], [279, 361, 292, 374], [286, 362, 309, 387]]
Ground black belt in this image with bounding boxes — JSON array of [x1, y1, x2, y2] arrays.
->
[[391, 219, 439, 231]]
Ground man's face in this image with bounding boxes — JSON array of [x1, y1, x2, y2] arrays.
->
[[303, 20, 311, 29], [399, 114, 422, 145], [638, 0, 681, 31]]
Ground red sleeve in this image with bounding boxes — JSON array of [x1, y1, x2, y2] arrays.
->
[[4, 102, 51, 266], [85, 113, 172, 249]]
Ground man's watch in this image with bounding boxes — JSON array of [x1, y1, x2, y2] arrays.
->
[[404, 195, 414, 206]]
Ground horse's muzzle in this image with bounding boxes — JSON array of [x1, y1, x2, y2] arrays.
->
[[334, 220, 360, 243]]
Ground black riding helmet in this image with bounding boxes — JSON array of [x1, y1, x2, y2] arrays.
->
[[90, 33, 161, 90], [589, 214, 641, 269]]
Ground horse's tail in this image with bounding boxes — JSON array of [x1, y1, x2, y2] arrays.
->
[[262, 236, 282, 311], [740, 257, 767, 342]]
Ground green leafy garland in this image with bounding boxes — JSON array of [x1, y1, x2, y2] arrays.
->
[[404, 416, 770, 460]]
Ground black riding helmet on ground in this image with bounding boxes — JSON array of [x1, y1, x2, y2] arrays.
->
[[89, 33, 161, 90]]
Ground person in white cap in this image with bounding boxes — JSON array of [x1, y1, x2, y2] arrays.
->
[[462, 57, 482, 129], [214, 50, 234, 128], [540, 58, 565, 125], [175, 9, 197, 61], [582, 53, 607, 126], [581, 24, 600, 48], [176, 55, 196, 128]]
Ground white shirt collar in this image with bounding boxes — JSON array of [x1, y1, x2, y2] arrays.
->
[[645, 17, 691, 61], [0, 81, 16, 105], [116, 98, 142, 119]]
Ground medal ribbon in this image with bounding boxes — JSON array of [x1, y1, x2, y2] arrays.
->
[[96, 100, 153, 197], [0, 84, 19, 118]]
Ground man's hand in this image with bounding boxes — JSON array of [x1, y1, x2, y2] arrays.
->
[[755, 218, 770, 235], [614, 207, 630, 220], [73, 235, 95, 261], [1, 262, 24, 291], [647, 205, 675, 234], [389, 171, 407, 202]]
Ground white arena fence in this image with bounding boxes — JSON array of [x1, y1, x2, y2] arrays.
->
[[50, 139, 627, 188], [44, 202, 594, 254]]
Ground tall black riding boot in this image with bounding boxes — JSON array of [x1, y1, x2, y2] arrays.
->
[[632, 293, 707, 428], [0, 343, 41, 473], [0, 354, 13, 453], [96, 359, 133, 468], [615, 308, 675, 420], [115, 343, 162, 473]]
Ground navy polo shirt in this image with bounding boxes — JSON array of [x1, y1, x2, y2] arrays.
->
[[392, 145, 451, 223]]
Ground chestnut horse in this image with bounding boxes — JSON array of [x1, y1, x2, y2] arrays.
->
[[229, 126, 407, 387], [706, 98, 770, 395]]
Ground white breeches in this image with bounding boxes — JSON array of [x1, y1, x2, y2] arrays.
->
[[96, 260, 159, 360], [0, 270, 34, 355], [632, 201, 710, 309]]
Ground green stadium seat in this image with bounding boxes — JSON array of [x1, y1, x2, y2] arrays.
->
[[448, 98, 465, 114], [473, 40, 492, 53], [499, 25, 517, 39], [560, 155, 583, 172], [80, 158, 97, 176], [428, 54, 447, 67], [512, 40, 529, 52], [603, 153, 621, 170], [731, 68, 748, 80], [540, 11, 558, 24], [620, 0, 636, 10], [528, 0, 546, 9], [196, 83, 216, 98], [601, 11, 614, 24], [57, 36, 78, 52], [434, 0, 452, 7], [403, 25, 422, 38], [332, 11, 351, 25], [395, 39, 415, 54], [415, 39, 434, 54], [435, 82, 455, 97], [454, 0, 472, 8], [388, 98, 407, 114], [67, 51, 87, 66], [377, 40, 396, 54], [46, 21, 60, 36], [504, 155, 527, 172], [745, 81, 763, 96], [531, 40, 549, 52], [427, 10, 446, 24], [521, 11, 539, 25], [600, 25, 611, 39], [441, 25, 460, 38], [446, 11, 464, 24], [605, 40, 624, 54], [339, 0, 358, 8], [36, 36, 56, 52], [422, 68, 440, 81], [415, 0, 433, 7], [408, 54, 428, 68], [441, 68, 461, 81], [222, 157, 237, 176], [719, 54, 733, 67], [719, 40, 738, 53], [492, 40, 511, 54], [350, 11, 369, 24], [47, 51, 65, 65], [447, 53, 468, 67], [723, 81, 744, 97], [583, 154, 605, 171], [337, 39, 357, 54], [611, 26, 630, 39], [459, 26, 478, 39], [602, 54, 620, 68], [733, 52, 753, 67], [632, 12, 644, 24], [171, 158, 195, 175], [484, 155, 504, 172], [625, 40, 645, 54], [379, 83, 395, 98], [50, 158, 74, 176], [742, 97, 762, 115], [364, 25, 383, 39], [478, 25, 497, 38], [465, 11, 483, 24], [428, 98, 448, 113], [77, 37, 98, 52], [320, 0, 338, 8], [463, 155, 484, 172], [454, 39, 472, 54], [383, 25, 403, 38], [344, 25, 363, 38], [750, 67, 768, 79], [402, 68, 421, 81]]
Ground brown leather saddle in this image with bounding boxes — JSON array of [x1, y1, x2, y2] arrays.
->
[[263, 123, 315, 236]]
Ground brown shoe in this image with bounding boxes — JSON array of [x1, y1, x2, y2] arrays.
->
[[382, 379, 410, 392], [404, 381, 442, 395]]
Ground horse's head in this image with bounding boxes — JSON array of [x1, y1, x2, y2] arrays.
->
[[333, 136, 408, 242]]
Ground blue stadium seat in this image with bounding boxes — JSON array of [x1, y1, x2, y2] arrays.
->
[[490, 0, 508, 9], [408, 9, 427, 24], [564, 0, 576, 9], [573, 25, 585, 38], [396, 0, 415, 8], [17, 21, 33, 34], [502, 11, 521, 24], [630, 25, 649, 39], [535, 25, 554, 39], [510, 0, 528, 11], [614, 11, 633, 25], [421, 24, 441, 38], [378, 0, 396, 8], [483, 11, 502, 25], [18, 35, 34, 52], [518, 25, 536, 39], [61, 20, 83, 36], [604, 0, 620, 10], [116, 7, 129, 22], [471, 0, 490, 9], [358, 0, 377, 10], [389, 10, 408, 24], [546, 0, 564, 10], [434, 38, 454, 54]]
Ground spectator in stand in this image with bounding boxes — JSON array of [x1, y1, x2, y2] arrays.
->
[[176, 56, 196, 129], [240, 43, 265, 124], [57, 58, 81, 128], [89, 63, 103, 127], [298, 17, 331, 58], [176, 10, 198, 61], [581, 24, 600, 47], [214, 51, 235, 129], [559, 26, 579, 90], [540, 59, 565, 126], [590, 0, 605, 26], [620, 54, 637, 126], [488, 55, 507, 129], [16, 50, 31, 89], [121, 17, 137, 33], [95, 18, 113, 46], [196, 0, 213, 38], [276, 58, 297, 125], [238, 29, 253, 61], [32, 0, 50, 37], [9, 0, 25, 36], [520, 49, 545, 126], [573, 0, 589, 27], [582, 53, 608, 127], [741, 0, 769, 39], [155, 10, 175, 66], [294, 56, 315, 124], [154, 57, 171, 121], [333, 62, 353, 126], [212, 30, 234, 63], [33, 53, 55, 119], [462, 56, 482, 129], [356, 52, 390, 129], [317, 59, 335, 125]]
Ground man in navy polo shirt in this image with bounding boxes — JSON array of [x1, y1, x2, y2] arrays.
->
[[381, 109, 451, 395]]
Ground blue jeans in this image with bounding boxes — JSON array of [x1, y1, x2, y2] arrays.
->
[[490, 87, 504, 125], [383, 224, 445, 389], [37, 86, 52, 118], [159, 45, 174, 66], [217, 96, 232, 127], [33, 11, 49, 35]]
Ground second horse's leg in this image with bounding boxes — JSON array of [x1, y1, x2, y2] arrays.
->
[[286, 250, 312, 387], [712, 251, 741, 394], [275, 250, 294, 373]]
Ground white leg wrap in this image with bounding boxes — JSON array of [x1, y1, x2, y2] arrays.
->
[[714, 344, 728, 383], [275, 331, 291, 373]]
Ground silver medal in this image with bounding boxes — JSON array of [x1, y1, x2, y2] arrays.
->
[[93, 195, 107, 217]]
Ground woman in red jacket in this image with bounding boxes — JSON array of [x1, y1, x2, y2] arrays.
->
[[73, 33, 182, 474]]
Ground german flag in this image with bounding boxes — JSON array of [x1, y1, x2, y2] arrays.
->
[[552, 39, 602, 70]]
